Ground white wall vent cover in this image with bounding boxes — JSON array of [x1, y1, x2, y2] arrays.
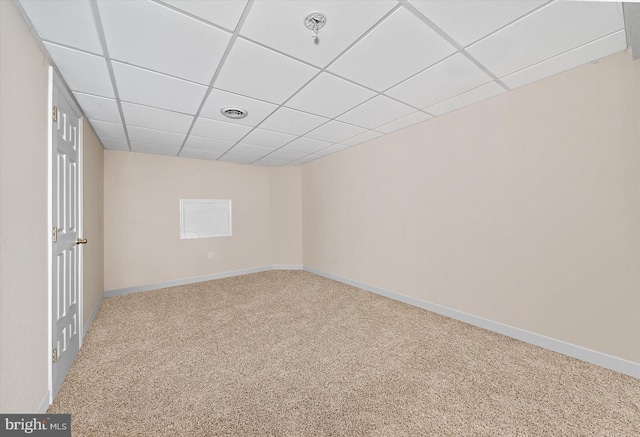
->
[[180, 199, 232, 239]]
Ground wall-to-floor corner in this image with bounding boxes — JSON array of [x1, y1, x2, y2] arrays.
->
[[301, 50, 640, 371]]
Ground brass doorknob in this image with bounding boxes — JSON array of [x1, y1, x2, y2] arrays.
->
[[76, 238, 87, 245]]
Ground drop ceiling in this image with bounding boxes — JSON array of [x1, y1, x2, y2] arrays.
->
[[16, 0, 628, 166]]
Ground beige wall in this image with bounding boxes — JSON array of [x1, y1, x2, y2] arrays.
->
[[82, 121, 104, 326], [104, 152, 303, 291], [302, 51, 640, 364], [270, 166, 303, 266], [0, 1, 50, 412], [0, 2, 106, 412]]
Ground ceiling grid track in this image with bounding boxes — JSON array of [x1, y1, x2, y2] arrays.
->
[[17, 0, 629, 166], [88, 0, 133, 151], [175, 0, 256, 156], [399, 0, 509, 92], [220, 3, 407, 162]]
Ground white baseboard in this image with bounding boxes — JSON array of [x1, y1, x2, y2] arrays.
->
[[272, 264, 303, 270], [104, 265, 302, 298], [37, 391, 50, 414], [304, 266, 640, 379]]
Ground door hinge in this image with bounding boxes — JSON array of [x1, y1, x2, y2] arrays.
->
[[52, 349, 57, 364], [52, 226, 57, 242], [52, 106, 58, 122]]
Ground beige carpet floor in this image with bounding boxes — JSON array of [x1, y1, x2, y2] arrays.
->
[[49, 271, 639, 436]]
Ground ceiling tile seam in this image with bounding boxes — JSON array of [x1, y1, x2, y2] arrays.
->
[[241, 90, 376, 163], [89, 0, 132, 151], [207, 87, 285, 108], [221, 4, 412, 162], [246, 128, 334, 164], [88, 133, 125, 142], [117, 99, 197, 118], [232, 3, 403, 74], [243, 84, 425, 164], [36, 39, 103, 58], [202, 0, 442, 162], [422, 81, 506, 113], [217, 3, 419, 160], [128, 140, 179, 150], [498, 28, 628, 81], [11, 2, 109, 150], [216, 68, 327, 159], [117, 122, 189, 136], [398, 0, 510, 91], [376, 50, 457, 94], [224, 4, 408, 161], [225, 3, 405, 128], [110, 59, 211, 88], [175, 0, 256, 157], [148, 0, 236, 35], [38, 41, 221, 110], [464, 0, 558, 51]]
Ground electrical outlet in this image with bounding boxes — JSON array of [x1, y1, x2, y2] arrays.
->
[[208, 252, 213, 259]]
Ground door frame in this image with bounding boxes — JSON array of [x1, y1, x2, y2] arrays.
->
[[47, 67, 84, 404]]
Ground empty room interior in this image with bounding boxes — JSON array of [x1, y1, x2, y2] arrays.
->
[[1, 0, 639, 434]]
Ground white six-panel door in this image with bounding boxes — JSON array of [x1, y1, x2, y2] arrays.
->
[[50, 70, 83, 401]]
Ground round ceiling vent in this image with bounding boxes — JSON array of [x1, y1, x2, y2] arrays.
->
[[220, 107, 248, 119]]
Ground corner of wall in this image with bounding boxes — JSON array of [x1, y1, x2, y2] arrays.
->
[[269, 166, 303, 266]]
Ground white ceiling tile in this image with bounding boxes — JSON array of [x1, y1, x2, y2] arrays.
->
[[183, 135, 235, 153], [305, 120, 367, 143], [215, 38, 319, 104], [113, 62, 207, 114], [191, 117, 252, 142], [19, 0, 103, 54], [409, 0, 546, 47], [127, 126, 186, 148], [253, 158, 290, 167], [316, 144, 350, 156], [375, 111, 432, 134], [295, 154, 323, 164], [100, 138, 129, 151], [240, 1, 397, 68], [179, 148, 224, 161], [158, 0, 247, 30], [222, 143, 273, 161], [200, 88, 278, 127], [282, 137, 333, 154], [242, 129, 296, 148], [285, 73, 376, 118], [387, 53, 493, 109], [90, 119, 126, 139], [340, 130, 383, 147], [337, 95, 415, 129], [501, 30, 627, 90], [260, 107, 329, 136], [218, 155, 255, 165], [73, 92, 121, 123], [121, 102, 193, 134], [130, 143, 179, 156], [44, 43, 114, 98], [27, 0, 626, 168], [328, 8, 456, 91], [98, 0, 232, 84], [266, 149, 309, 162], [467, 1, 625, 78], [425, 82, 506, 116]]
